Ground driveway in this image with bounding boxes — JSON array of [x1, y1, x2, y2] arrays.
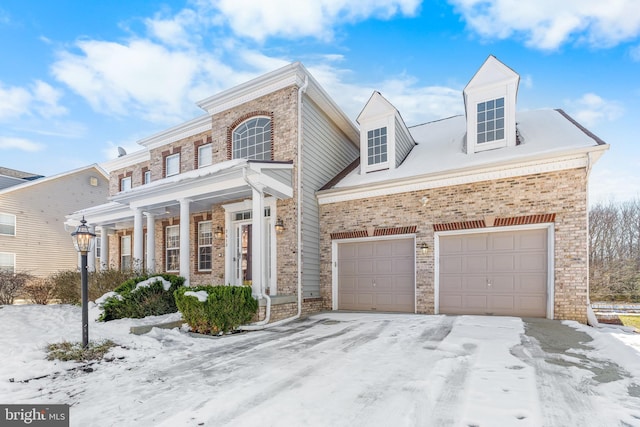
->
[[2, 307, 640, 426]]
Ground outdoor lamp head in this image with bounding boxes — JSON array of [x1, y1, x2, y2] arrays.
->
[[71, 217, 96, 253]]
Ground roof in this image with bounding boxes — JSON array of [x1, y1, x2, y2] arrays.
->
[[0, 166, 43, 180], [319, 109, 609, 196]]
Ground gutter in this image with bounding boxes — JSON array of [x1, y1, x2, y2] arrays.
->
[[239, 75, 309, 331]]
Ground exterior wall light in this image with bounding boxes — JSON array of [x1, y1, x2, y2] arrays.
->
[[420, 242, 429, 254], [275, 218, 285, 234], [214, 226, 224, 240], [71, 216, 96, 348]]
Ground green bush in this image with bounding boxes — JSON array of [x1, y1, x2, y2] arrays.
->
[[99, 274, 185, 321], [50, 269, 139, 305], [174, 285, 258, 334]]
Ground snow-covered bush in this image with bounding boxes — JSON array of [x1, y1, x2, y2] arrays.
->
[[99, 274, 185, 321], [174, 285, 258, 334]]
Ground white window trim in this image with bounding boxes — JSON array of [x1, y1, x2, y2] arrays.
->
[[0, 213, 16, 236], [0, 252, 16, 273], [360, 116, 394, 174], [121, 176, 132, 192], [165, 225, 180, 272], [232, 116, 272, 161], [198, 144, 213, 168], [466, 85, 516, 153], [198, 221, 213, 271], [144, 170, 151, 185], [166, 153, 180, 177]]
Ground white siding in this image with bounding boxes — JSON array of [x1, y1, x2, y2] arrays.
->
[[395, 116, 415, 167], [0, 168, 109, 277], [301, 97, 359, 298]]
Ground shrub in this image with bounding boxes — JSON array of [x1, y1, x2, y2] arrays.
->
[[99, 274, 185, 321], [50, 270, 81, 304], [174, 285, 258, 334], [50, 268, 139, 305], [89, 269, 138, 301], [0, 271, 32, 305], [46, 340, 116, 362], [23, 277, 56, 305]]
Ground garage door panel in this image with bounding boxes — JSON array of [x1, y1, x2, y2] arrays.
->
[[439, 228, 548, 318], [338, 238, 415, 313], [466, 255, 489, 273]]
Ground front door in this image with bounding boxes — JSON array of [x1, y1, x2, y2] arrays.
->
[[234, 222, 252, 286]]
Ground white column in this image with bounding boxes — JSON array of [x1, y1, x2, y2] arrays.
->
[[87, 225, 96, 272], [179, 199, 191, 286], [145, 212, 156, 273], [99, 226, 110, 271], [251, 187, 264, 298], [133, 208, 144, 271]]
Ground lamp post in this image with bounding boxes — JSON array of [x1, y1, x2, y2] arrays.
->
[[71, 217, 96, 348]]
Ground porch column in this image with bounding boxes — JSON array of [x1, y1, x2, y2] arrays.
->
[[87, 225, 96, 272], [179, 199, 191, 286], [251, 187, 264, 298], [98, 226, 110, 271], [133, 208, 144, 271], [144, 212, 156, 273]]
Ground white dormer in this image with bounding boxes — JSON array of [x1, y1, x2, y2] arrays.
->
[[357, 91, 415, 174], [463, 55, 519, 154]]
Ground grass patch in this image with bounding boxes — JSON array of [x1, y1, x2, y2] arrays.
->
[[46, 340, 116, 362], [619, 315, 640, 330]]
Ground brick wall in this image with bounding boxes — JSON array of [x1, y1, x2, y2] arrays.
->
[[319, 168, 589, 323]]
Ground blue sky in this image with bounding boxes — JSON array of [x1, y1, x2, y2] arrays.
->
[[1, 0, 639, 203]]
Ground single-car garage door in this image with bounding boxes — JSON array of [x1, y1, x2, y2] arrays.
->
[[338, 238, 415, 312], [439, 228, 548, 317]]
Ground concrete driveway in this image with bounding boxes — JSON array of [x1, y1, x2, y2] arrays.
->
[[3, 308, 640, 426]]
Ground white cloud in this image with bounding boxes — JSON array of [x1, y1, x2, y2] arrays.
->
[[565, 93, 624, 127], [0, 83, 31, 120], [212, 0, 421, 41], [0, 136, 44, 152], [32, 80, 67, 118], [449, 0, 640, 50], [52, 39, 203, 123]]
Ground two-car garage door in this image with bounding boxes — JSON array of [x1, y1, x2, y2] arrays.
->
[[439, 228, 548, 317], [336, 227, 549, 317]]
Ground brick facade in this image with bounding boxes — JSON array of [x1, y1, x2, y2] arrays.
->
[[319, 168, 589, 323]]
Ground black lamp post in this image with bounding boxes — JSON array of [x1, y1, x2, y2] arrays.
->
[[71, 217, 96, 348]]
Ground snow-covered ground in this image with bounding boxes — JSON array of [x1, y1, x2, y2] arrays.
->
[[1, 304, 639, 426]]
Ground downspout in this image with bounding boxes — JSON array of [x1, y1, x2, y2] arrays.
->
[[585, 151, 599, 326], [240, 74, 309, 330]]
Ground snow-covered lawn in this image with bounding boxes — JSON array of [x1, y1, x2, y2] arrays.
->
[[1, 305, 639, 426]]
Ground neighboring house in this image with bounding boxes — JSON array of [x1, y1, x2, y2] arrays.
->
[[317, 56, 608, 323], [0, 167, 44, 191], [68, 56, 607, 324], [0, 165, 109, 277]]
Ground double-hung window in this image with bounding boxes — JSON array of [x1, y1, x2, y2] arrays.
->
[[198, 221, 212, 271], [121, 176, 132, 192], [166, 153, 180, 177], [166, 225, 180, 272], [121, 235, 131, 271], [232, 117, 272, 160], [198, 144, 212, 168], [0, 252, 15, 273], [0, 213, 16, 236], [477, 97, 505, 144]]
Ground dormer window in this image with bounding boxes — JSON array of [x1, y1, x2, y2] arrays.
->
[[477, 97, 505, 144], [367, 127, 388, 167], [232, 117, 272, 160]]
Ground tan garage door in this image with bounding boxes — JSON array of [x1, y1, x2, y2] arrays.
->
[[338, 239, 415, 312], [439, 228, 548, 317]]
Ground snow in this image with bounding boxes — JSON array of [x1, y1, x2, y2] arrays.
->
[[1, 305, 639, 426], [134, 277, 172, 291], [184, 290, 208, 302], [334, 109, 604, 188]]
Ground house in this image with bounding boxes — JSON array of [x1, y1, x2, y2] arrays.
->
[[67, 63, 360, 323], [68, 56, 607, 324], [317, 56, 608, 323], [0, 167, 44, 191], [0, 165, 109, 277]]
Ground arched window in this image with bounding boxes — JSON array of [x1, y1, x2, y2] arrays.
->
[[232, 117, 272, 160]]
